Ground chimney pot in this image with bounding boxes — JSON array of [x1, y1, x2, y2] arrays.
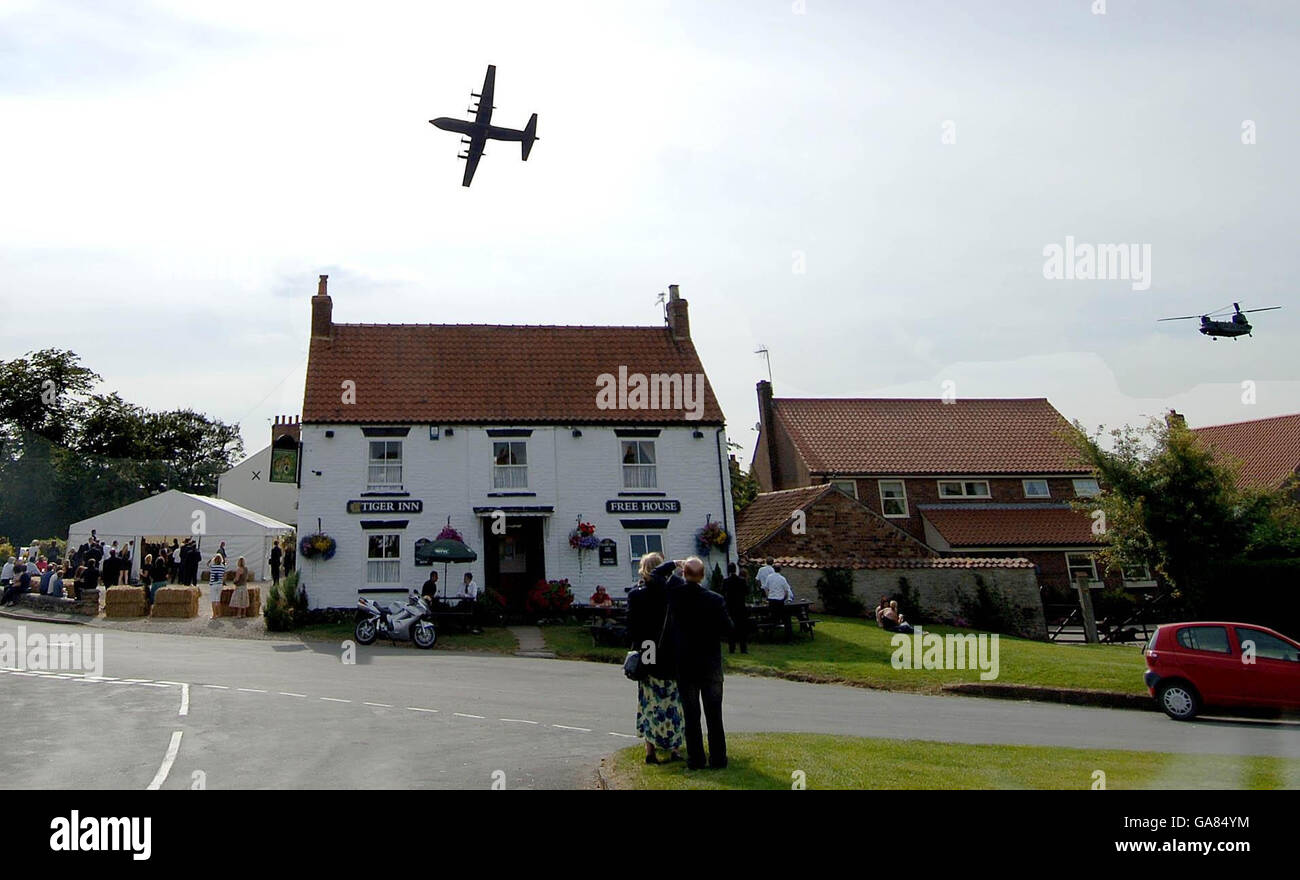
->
[[317, 274, 328, 296]]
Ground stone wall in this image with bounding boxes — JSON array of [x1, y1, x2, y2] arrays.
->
[[781, 565, 1046, 640]]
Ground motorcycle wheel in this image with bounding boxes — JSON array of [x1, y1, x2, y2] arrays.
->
[[355, 618, 378, 645], [412, 620, 437, 649]]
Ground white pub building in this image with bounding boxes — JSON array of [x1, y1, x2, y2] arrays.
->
[[296, 276, 736, 609]]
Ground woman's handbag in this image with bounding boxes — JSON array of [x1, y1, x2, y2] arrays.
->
[[623, 602, 671, 682]]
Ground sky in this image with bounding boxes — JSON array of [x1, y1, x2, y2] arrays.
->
[[2, 0, 1297, 467]]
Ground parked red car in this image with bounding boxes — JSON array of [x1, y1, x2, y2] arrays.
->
[[1144, 622, 1300, 720]]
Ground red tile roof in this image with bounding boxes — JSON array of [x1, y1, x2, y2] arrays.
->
[[733, 484, 838, 552], [762, 556, 1036, 570], [1191, 413, 1300, 491], [920, 504, 1100, 547], [771, 397, 1088, 475], [303, 323, 725, 424]]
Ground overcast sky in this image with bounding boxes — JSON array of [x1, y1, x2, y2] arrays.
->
[[2, 0, 1297, 466]]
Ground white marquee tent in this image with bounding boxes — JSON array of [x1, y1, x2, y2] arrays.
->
[[67, 491, 293, 582]]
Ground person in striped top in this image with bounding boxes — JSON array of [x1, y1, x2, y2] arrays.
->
[[208, 554, 226, 615]]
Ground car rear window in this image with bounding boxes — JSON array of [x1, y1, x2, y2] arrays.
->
[[1176, 626, 1231, 654]]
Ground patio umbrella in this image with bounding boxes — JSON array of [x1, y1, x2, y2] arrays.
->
[[414, 538, 478, 601]]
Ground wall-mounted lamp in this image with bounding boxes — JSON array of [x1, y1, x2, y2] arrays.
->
[[445, 427, 454, 437], [429, 425, 440, 440], [324, 430, 335, 438], [571, 428, 583, 438], [311, 470, 323, 476], [692, 430, 704, 439]]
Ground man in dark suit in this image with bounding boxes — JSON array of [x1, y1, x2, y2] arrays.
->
[[721, 562, 749, 654], [658, 556, 733, 770]]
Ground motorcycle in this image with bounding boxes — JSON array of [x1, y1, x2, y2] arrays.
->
[[355, 591, 437, 649]]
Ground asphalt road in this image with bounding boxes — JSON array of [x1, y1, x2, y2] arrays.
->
[[2, 619, 1298, 789]]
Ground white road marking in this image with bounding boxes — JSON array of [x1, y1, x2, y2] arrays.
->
[[453, 712, 485, 719], [85, 676, 117, 681], [363, 702, 392, 708], [406, 707, 438, 713], [552, 724, 591, 732], [279, 692, 306, 698], [10, 671, 40, 676], [237, 688, 267, 693], [121, 678, 153, 683], [202, 684, 229, 689], [500, 718, 539, 724], [321, 697, 351, 703], [135, 682, 170, 688], [608, 732, 639, 739], [179, 683, 189, 717], [146, 731, 184, 791]]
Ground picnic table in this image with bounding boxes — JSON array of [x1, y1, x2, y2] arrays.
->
[[743, 600, 817, 640]]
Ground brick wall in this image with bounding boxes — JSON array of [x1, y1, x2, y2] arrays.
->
[[780, 565, 1046, 640]]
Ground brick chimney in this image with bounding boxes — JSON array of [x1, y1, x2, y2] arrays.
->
[[666, 283, 690, 341], [756, 379, 782, 489], [311, 274, 333, 340], [272, 415, 301, 445], [1165, 409, 1186, 430]]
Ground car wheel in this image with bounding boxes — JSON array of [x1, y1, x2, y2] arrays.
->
[[1157, 681, 1200, 720]]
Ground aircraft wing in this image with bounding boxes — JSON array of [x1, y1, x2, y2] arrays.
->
[[460, 134, 485, 187], [473, 64, 495, 125]]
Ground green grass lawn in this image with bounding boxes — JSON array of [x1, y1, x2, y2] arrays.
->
[[543, 615, 1148, 694], [294, 622, 518, 653], [607, 733, 1300, 790]]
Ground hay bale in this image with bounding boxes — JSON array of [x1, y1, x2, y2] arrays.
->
[[104, 586, 148, 618], [213, 585, 261, 617], [151, 586, 199, 618]]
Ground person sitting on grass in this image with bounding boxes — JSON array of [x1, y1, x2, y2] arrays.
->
[[881, 599, 914, 634]]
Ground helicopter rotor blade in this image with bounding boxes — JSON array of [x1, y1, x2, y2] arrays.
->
[[1157, 315, 1203, 322], [1241, 306, 1282, 313]]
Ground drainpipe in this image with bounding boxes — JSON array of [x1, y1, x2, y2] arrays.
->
[[715, 426, 731, 565]]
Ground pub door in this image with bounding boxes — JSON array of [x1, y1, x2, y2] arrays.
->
[[482, 517, 546, 609]]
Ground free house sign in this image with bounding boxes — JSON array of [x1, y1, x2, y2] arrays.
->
[[346, 499, 424, 515]]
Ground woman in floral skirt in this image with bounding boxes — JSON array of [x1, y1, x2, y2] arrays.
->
[[626, 552, 683, 764]]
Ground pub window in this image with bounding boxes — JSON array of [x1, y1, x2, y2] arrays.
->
[[621, 440, 657, 489], [366, 534, 400, 584], [367, 441, 403, 491], [938, 479, 990, 499], [493, 441, 528, 489], [629, 533, 664, 571], [878, 480, 908, 517], [1065, 552, 1099, 585]]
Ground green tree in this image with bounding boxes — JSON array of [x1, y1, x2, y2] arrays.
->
[[1066, 417, 1296, 613], [728, 450, 759, 515]]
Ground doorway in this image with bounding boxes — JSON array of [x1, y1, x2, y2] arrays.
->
[[482, 516, 546, 609]]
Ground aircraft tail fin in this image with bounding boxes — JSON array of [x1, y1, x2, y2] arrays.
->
[[521, 113, 538, 160]]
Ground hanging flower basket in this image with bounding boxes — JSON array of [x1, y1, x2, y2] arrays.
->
[[695, 520, 730, 556], [436, 525, 465, 543], [568, 521, 600, 551], [299, 532, 337, 561]]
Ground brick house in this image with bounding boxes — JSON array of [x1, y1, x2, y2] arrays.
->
[[1185, 410, 1300, 502], [296, 277, 735, 610], [749, 381, 1141, 598]]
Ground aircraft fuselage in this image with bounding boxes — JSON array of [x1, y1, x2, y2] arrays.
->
[[431, 118, 527, 141]]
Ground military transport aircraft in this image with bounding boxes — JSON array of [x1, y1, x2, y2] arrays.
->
[[429, 64, 538, 187], [1157, 302, 1282, 340]]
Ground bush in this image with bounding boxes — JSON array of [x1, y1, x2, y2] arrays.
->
[[815, 568, 864, 617], [1200, 557, 1300, 639], [263, 571, 306, 631], [959, 574, 1029, 637], [894, 577, 933, 625]]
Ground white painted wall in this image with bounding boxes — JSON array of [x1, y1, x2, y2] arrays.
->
[[217, 444, 300, 527], [296, 423, 736, 609]]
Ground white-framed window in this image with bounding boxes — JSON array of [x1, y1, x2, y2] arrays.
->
[[1065, 552, 1099, 585], [1073, 478, 1101, 497], [878, 480, 908, 517], [621, 440, 657, 489], [367, 440, 403, 491], [1122, 562, 1154, 585], [937, 479, 991, 499], [831, 480, 858, 498], [492, 441, 528, 489], [629, 533, 664, 571], [366, 533, 400, 584], [1022, 479, 1050, 499]]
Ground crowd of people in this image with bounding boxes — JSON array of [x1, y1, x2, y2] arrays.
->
[[626, 553, 733, 771]]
